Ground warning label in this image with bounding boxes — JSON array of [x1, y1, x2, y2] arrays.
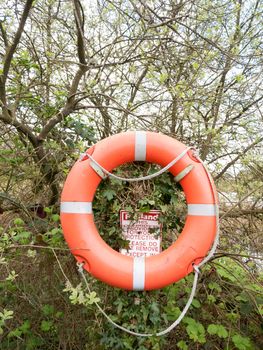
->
[[120, 210, 162, 257]]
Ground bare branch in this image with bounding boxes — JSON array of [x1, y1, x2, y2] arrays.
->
[[73, 0, 87, 65], [0, 112, 39, 149], [221, 208, 263, 218], [37, 0, 88, 141], [215, 137, 263, 180], [37, 107, 74, 142], [0, 21, 9, 47], [0, 0, 34, 105], [137, 0, 238, 61]]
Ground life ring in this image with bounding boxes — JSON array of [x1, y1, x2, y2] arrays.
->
[[60, 131, 218, 290]]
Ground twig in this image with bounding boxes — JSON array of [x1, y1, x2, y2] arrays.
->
[[220, 184, 263, 219]]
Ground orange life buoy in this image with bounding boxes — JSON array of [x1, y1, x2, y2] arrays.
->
[[60, 131, 218, 290]]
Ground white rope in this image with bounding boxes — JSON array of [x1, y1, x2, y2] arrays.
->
[[78, 262, 200, 337], [83, 147, 191, 182], [77, 147, 220, 337]]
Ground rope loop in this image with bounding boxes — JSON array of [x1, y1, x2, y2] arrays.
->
[[77, 262, 84, 273], [78, 262, 200, 337], [193, 264, 201, 274], [81, 146, 192, 182]]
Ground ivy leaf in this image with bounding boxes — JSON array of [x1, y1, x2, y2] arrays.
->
[[232, 334, 252, 350], [102, 189, 116, 201], [8, 328, 22, 338], [217, 325, 228, 339], [207, 324, 228, 338], [177, 340, 188, 350], [207, 324, 218, 335], [116, 301, 123, 314], [13, 231, 31, 243], [192, 299, 201, 308], [44, 207, 52, 213], [19, 320, 31, 334], [51, 214, 60, 222], [150, 302, 160, 314], [208, 282, 222, 292], [186, 320, 206, 343], [142, 306, 149, 322], [13, 218, 24, 226], [207, 295, 216, 303], [42, 304, 55, 316], [40, 320, 53, 332], [139, 205, 151, 212]]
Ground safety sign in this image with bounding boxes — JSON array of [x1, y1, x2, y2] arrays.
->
[[120, 210, 162, 257]]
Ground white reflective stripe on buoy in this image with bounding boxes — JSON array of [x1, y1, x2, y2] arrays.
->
[[90, 160, 108, 179], [188, 204, 218, 216], [133, 256, 145, 290], [135, 131, 146, 161], [174, 164, 194, 182], [60, 202, 92, 214]]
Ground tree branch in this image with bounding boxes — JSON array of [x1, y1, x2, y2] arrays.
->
[[37, 0, 88, 142], [215, 137, 263, 180], [73, 0, 86, 65], [0, 112, 39, 150], [0, 0, 34, 105], [0, 21, 9, 47], [137, 0, 237, 61], [221, 208, 263, 218]]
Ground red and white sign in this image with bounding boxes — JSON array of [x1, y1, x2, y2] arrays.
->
[[120, 210, 162, 258]]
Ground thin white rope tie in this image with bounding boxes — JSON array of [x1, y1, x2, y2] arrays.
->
[[82, 146, 192, 182], [76, 147, 220, 337]]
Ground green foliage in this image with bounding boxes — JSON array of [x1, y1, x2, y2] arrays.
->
[[40, 320, 54, 332], [177, 340, 188, 350], [8, 320, 31, 338], [92, 163, 186, 251], [0, 0, 263, 349], [232, 334, 253, 350], [1, 160, 262, 349], [63, 281, 100, 306], [184, 318, 206, 344], [207, 324, 228, 338], [0, 309, 14, 335]]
